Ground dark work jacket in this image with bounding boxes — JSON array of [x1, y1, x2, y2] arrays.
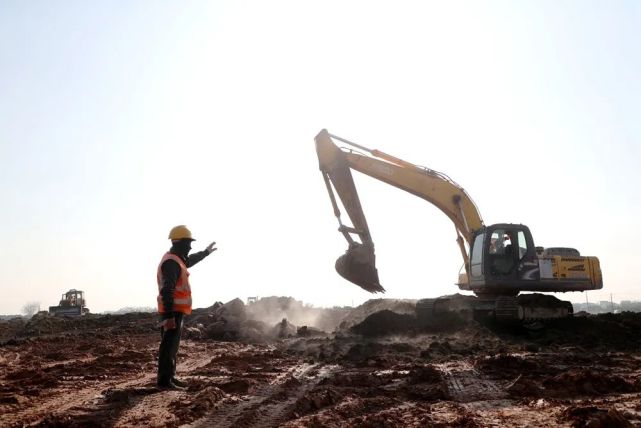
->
[[160, 248, 210, 319]]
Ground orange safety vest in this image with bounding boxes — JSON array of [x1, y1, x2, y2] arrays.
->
[[157, 252, 192, 315]]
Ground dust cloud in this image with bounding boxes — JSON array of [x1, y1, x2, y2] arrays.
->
[[244, 296, 350, 333]]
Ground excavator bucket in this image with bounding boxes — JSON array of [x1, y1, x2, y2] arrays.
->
[[335, 243, 385, 293]]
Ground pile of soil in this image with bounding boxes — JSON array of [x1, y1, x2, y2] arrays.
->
[[244, 296, 351, 332], [349, 310, 418, 337], [0, 317, 26, 340], [291, 388, 342, 417], [337, 299, 417, 331], [475, 354, 539, 373], [186, 297, 345, 341], [559, 406, 633, 427], [0, 312, 158, 343], [542, 368, 640, 397], [519, 312, 641, 351]]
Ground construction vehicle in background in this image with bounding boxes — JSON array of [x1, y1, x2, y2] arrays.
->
[[48, 289, 90, 316], [315, 129, 603, 322]]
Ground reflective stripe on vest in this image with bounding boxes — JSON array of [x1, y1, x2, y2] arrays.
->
[[157, 252, 192, 315]]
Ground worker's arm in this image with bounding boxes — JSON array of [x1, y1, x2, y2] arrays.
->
[[186, 242, 217, 267], [160, 259, 180, 320]]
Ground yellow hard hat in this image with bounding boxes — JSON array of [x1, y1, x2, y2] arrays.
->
[[168, 225, 195, 241]]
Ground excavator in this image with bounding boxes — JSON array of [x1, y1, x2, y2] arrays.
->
[[315, 129, 603, 322]]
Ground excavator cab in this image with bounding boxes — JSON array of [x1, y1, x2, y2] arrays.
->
[[469, 224, 537, 288], [468, 223, 601, 295]]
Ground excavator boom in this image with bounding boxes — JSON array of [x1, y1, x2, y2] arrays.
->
[[315, 129, 484, 292]]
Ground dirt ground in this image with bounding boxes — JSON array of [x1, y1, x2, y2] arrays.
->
[[2, 299, 641, 427]]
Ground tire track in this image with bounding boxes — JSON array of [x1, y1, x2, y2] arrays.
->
[[191, 363, 339, 428], [436, 360, 507, 403]]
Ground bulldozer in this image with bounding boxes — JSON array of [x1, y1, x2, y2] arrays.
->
[[315, 129, 603, 323], [48, 289, 90, 316]]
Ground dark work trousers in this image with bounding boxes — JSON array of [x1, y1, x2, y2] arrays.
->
[[157, 312, 184, 385]]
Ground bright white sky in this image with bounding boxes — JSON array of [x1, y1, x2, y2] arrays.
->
[[1, 1, 640, 315]]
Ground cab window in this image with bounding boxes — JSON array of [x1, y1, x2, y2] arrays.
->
[[517, 230, 529, 259], [470, 233, 484, 277], [489, 229, 511, 255], [488, 228, 517, 276]]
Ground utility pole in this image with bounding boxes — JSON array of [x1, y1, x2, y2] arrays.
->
[[610, 293, 614, 313], [585, 292, 589, 313]]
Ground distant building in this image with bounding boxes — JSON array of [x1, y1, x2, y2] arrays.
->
[[621, 300, 641, 311]]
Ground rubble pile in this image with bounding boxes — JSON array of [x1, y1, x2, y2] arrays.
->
[[185, 298, 337, 341], [349, 309, 418, 337], [0, 311, 158, 343], [336, 298, 417, 331]]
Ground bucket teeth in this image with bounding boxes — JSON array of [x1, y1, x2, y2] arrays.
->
[[335, 243, 384, 293]]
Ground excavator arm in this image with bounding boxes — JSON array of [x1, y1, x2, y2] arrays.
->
[[315, 129, 484, 293]]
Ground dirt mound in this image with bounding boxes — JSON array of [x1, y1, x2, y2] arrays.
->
[[542, 368, 640, 397], [321, 371, 385, 388], [407, 365, 443, 384], [187, 298, 346, 341], [195, 299, 250, 340], [0, 317, 26, 341], [475, 354, 539, 372], [244, 296, 352, 332], [291, 388, 342, 417], [191, 299, 297, 341], [338, 299, 417, 331], [402, 365, 450, 401], [503, 374, 545, 396], [296, 326, 327, 337], [0, 312, 158, 344], [523, 312, 641, 351], [170, 386, 225, 424], [350, 310, 417, 337], [559, 405, 633, 427]]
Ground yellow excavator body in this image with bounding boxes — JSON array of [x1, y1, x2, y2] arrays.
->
[[315, 129, 603, 321]]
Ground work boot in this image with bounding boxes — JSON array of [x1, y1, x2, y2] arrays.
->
[[157, 381, 186, 391], [171, 377, 189, 388]]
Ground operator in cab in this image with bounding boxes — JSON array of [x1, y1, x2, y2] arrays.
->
[[156, 225, 217, 390]]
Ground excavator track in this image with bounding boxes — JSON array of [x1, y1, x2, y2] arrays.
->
[[494, 296, 519, 321], [415, 293, 574, 325], [516, 294, 573, 321]]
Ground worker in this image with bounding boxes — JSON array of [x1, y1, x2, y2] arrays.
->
[[157, 225, 217, 389]]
